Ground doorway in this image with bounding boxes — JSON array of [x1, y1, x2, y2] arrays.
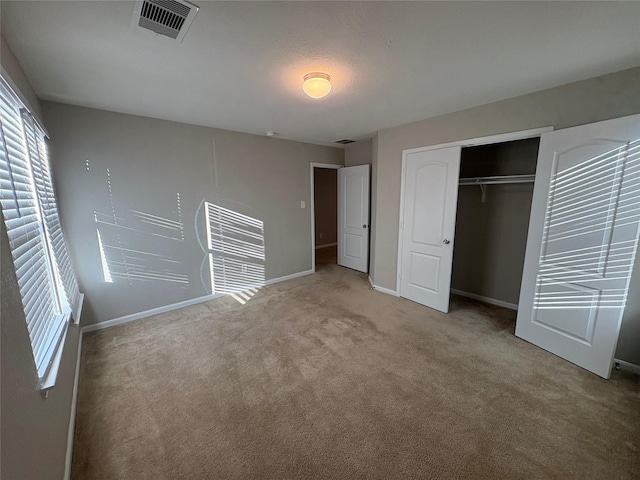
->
[[310, 163, 370, 273], [397, 116, 640, 378], [397, 127, 551, 313], [451, 137, 540, 311], [310, 163, 342, 272], [313, 167, 338, 269]]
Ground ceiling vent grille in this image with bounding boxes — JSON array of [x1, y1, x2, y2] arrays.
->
[[335, 139, 356, 145], [132, 0, 199, 42]]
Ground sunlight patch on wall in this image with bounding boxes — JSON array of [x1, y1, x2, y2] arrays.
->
[[204, 202, 265, 303], [94, 167, 188, 285], [96, 227, 113, 283]]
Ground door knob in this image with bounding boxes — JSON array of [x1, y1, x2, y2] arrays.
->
[[363, 225, 368, 228], [442, 239, 450, 244]]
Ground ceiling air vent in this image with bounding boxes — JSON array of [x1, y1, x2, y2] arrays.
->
[[132, 0, 199, 42], [335, 139, 356, 145]]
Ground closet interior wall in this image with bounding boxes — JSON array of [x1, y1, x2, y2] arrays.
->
[[451, 138, 540, 308]]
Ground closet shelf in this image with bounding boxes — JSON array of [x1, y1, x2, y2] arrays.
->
[[459, 174, 535, 186]]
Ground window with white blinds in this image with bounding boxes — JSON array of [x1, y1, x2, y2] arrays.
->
[[0, 77, 82, 383]]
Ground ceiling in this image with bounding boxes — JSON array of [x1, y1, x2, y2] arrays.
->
[[1, 1, 639, 146]]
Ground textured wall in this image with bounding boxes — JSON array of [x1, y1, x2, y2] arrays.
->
[[1, 214, 81, 480], [43, 102, 344, 325], [372, 67, 640, 290], [371, 67, 640, 364], [0, 38, 79, 480], [452, 185, 534, 306], [344, 139, 373, 167], [314, 168, 338, 246], [451, 139, 539, 306], [616, 253, 640, 365], [0, 34, 43, 122]]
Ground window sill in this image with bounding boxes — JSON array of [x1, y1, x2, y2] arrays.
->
[[40, 293, 84, 393], [40, 325, 69, 392], [72, 293, 85, 325]]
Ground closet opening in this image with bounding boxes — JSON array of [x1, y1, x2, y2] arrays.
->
[[451, 137, 540, 323]]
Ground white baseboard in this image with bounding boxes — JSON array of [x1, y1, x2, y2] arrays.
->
[[83, 269, 316, 333], [451, 289, 518, 310], [368, 276, 399, 297], [64, 326, 83, 480], [82, 292, 223, 333], [373, 285, 400, 297], [315, 242, 337, 250], [614, 359, 640, 375], [264, 269, 314, 285]]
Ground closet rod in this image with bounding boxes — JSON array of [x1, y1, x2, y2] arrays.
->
[[458, 174, 535, 186]]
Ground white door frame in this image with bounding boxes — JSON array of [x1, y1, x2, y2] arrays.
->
[[310, 162, 343, 272], [397, 127, 554, 298]]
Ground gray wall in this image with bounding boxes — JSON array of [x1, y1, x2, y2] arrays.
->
[[617, 254, 640, 365], [451, 139, 539, 306], [1, 38, 79, 480], [344, 139, 373, 167], [371, 66, 640, 364], [1, 214, 81, 480], [314, 168, 337, 247], [43, 102, 344, 326], [452, 185, 533, 306], [0, 34, 42, 122]]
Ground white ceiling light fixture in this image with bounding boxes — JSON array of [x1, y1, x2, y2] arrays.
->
[[302, 72, 332, 99]]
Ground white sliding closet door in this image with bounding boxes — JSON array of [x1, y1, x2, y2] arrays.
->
[[516, 114, 640, 378]]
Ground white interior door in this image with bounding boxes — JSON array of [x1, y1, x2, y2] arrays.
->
[[338, 164, 370, 272], [400, 146, 461, 313], [517, 114, 640, 378]]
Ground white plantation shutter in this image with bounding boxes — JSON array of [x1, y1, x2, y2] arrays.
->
[[0, 78, 81, 382], [21, 111, 82, 318]]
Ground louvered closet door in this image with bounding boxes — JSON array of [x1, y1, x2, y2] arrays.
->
[[516, 114, 640, 378], [0, 89, 65, 374]]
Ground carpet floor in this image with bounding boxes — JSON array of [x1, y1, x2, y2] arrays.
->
[[72, 263, 640, 479]]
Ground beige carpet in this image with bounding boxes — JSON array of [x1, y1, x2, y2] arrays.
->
[[73, 263, 640, 479]]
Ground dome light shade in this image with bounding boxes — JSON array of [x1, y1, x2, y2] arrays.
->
[[302, 72, 332, 99]]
